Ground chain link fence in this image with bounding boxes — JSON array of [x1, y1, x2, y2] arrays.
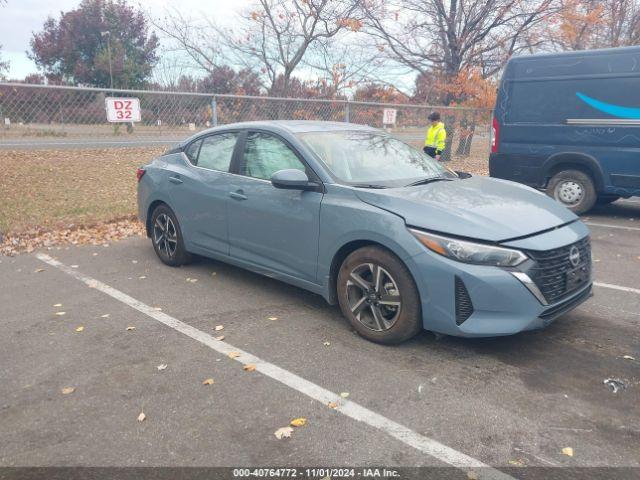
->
[[0, 82, 490, 163]]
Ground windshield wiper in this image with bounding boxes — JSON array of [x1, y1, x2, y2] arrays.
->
[[351, 183, 388, 189], [405, 176, 453, 187]]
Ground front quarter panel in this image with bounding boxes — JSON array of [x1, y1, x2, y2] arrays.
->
[[317, 185, 424, 300]]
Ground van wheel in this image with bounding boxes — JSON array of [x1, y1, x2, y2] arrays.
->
[[547, 170, 597, 215], [337, 246, 422, 345], [596, 195, 620, 205]]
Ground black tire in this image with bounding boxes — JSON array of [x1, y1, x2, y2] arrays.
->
[[596, 195, 620, 205], [150, 204, 192, 267], [547, 169, 597, 215], [337, 246, 421, 345]]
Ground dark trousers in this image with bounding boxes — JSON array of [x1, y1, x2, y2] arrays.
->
[[423, 146, 438, 158]]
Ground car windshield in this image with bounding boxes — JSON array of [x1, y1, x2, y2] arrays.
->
[[298, 130, 454, 187]]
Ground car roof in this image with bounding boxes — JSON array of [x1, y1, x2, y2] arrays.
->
[[183, 120, 377, 142]]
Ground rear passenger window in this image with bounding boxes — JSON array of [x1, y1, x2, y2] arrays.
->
[[185, 133, 238, 172]]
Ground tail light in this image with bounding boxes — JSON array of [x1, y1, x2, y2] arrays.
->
[[491, 116, 500, 154], [136, 167, 146, 182]]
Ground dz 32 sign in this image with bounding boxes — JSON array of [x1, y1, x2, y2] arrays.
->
[[105, 97, 141, 122]]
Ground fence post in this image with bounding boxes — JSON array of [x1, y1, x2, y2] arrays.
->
[[344, 101, 350, 123], [211, 96, 217, 127]]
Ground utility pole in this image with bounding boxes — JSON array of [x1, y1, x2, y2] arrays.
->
[[100, 31, 114, 89]]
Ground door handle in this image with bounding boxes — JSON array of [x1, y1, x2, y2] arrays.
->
[[229, 190, 248, 201], [168, 175, 183, 184]]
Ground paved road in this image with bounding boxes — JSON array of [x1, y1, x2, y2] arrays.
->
[[0, 202, 639, 477]]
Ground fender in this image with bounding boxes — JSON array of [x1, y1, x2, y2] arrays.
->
[[542, 152, 605, 190], [319, 228, 424, 304], [143, 194, 174, 237]]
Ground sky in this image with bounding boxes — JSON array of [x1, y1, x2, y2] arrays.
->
[[0, 0, 247, 79]]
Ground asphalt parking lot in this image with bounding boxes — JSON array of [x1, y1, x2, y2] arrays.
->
[[1, 199, 639, 478]]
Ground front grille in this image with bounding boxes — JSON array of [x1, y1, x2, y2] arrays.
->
[[455, 276, 474, 325], [539, 285, 592, 320], [526, 237, 591, 304]]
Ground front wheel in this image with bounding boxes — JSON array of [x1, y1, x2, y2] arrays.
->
[[337, 246, 421, 345], [150, 204, 192, 267], [547, 169, 597, 215]]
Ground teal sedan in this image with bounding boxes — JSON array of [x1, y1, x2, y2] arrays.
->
[[138, 121, 592, 344]]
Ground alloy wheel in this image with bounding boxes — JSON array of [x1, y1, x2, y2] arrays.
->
[[345, 263, 402, 332], [153, 213, 178, 259]]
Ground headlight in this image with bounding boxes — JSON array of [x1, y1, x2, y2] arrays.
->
[[409, 229, 528, 267]]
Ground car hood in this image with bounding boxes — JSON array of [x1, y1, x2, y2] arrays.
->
[[354, 176, 577, 242]]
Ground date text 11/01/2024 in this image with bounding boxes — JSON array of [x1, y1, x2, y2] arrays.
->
[[232, 468, 401, 478]]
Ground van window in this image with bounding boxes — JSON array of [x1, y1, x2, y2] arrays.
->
[[505, 76, 640, 124]]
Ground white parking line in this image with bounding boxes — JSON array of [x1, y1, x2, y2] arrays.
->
[[35, 253, 512, 480], [594, 282, 640, 295], [585, 222, 640, 232]]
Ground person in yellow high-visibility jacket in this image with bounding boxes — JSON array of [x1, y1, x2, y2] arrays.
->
[[423, 111, 447, 161]]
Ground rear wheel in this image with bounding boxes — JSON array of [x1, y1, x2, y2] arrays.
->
[[547, 169, 597, 215], [150, 205, 191, 267], [337, 246, 421, 345]]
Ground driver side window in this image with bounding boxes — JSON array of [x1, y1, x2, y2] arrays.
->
[[242, 132, 305, 180]]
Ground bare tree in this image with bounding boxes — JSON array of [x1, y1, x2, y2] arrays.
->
[[359, 0, 557, 102], [156, 0, 362, 96], [304, 32, 386, 98], [541, 0, 640, 51], [153, 8, 224, 76]]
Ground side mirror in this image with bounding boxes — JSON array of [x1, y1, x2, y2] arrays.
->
[[455, 170, 472, 179], [271, 169, 320, 191]]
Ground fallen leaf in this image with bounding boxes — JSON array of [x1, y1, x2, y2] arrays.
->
[[202, 378, 214, 385], [340, 392, 349, 398], [153, 307, 162, 311], [55, 311, 66, 316], [126, 326, 136, 331], [467, 472, 478, 480], [243, 364, 256, 372], [61, 387, 75, 395], [101, 314, 110, 318], [623, 355, 636, 360], [137, 411, 146, 422], [323, 341, 331, 346], [157, 364, 167, 371], [327, 402, 338, 409], [53, 303, 62, 307], [274, 426, 293, 439], [75, 326, 84, 332], [35, 268, 45, 273], [214, 325, 224, 331], [508, 459, 525, 467], [290, 417, 307, 427], [215, 335, 225, 341], [268, 316, 278, 321], [562, 447, 574, 457], [228, 351, 241, 358]]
